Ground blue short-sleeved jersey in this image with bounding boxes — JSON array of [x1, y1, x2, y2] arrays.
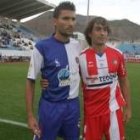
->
[[27, 36, 81, 101]]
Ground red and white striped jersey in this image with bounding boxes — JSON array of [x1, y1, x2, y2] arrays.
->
[[79, 46, 126, 117]]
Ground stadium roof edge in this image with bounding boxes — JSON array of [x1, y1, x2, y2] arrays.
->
[[0, 0, 55, 20], [37, 0, 55, 8]]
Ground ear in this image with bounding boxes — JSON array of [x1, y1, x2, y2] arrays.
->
[[88, 32, 92, 38], [53, 18, 57, 26]]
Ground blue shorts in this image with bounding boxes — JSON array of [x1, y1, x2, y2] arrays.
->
[[34, 97, 80, 140]]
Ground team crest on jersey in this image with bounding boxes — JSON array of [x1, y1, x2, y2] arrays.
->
[[58, 65, 70, 87], [112, 59, 117, 65], [75, 57, 79, 64]]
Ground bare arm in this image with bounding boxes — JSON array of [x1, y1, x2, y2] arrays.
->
[[25, 79, 35, 118], [119, 76, 132, 123], [26, 46, 43, 138], [25, 79, 41, 138]]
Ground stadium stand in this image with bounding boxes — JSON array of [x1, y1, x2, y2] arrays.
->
[[0, 0, 55, 20], [116, 42, 140, 63], [117, 42, 140, 55], [0, 17, 36, 50], [0, 0, 55, 62]]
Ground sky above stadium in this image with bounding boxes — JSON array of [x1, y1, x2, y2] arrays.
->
[[22, 0, 140, 25], [47, 0, 140, 25]]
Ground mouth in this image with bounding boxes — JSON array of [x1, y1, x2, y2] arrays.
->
[[98, 37, 107, 41], [65, 30, 73, 35], [66, 26, 73, 31]]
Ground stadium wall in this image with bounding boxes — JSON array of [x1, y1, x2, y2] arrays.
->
[[124, 54, 140, 63], [0, 50, 31, 57]]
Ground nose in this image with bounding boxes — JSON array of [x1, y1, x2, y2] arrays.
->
[[68, 19, 75, 26], [99, 27, 108, 35], [100, 29, 107, 36], [100, 29, 105, 34]]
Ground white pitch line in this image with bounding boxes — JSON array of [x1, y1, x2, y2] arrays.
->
[[0, 118, 28, 128], [0, 118, 83, 139]]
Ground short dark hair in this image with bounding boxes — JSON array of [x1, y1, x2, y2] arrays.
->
[[84, 17, 111, 46], [53, 1, 75, 18]]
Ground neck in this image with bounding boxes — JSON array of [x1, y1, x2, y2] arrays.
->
[[92, 44, 105, 53], [54, 32, 70, 43]]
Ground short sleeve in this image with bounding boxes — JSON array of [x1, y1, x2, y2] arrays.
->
[[117, 53, 127, 77], [27, 46, 44, 80]]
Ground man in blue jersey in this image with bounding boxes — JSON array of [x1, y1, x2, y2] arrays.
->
[[25, 1, 81, 140]]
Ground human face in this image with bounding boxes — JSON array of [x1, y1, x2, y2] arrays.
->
[[89, 23, 108, 46], [54, 10, 76, 37]]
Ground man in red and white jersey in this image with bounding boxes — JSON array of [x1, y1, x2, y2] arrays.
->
[[79, 17, 131, 140]]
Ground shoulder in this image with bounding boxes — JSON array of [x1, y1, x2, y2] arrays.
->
[[68, 38, 83, 53], [69, 38, 80, 46], [106, 45, 123, 56], [35, 36, 53, 54], [80, 47, 92, 55], [35, 36, 52, 48]]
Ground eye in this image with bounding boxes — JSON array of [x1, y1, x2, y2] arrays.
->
[[62, 17, 70, 20], [72, 17, 76, 21], [61, 17, 76, 21], [95, 27, 101, 31], [103, 27, 108, 32]]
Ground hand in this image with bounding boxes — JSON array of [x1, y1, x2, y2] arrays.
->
[[28, 115, 41, 139], [123, 107, 132, 123], [40, 79, 49, 90]]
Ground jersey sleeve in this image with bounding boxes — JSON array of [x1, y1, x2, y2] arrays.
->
[[117, 53, 127, 77], [27, 46, 44, 80]]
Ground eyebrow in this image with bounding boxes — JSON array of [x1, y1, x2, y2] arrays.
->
[[61, 16, 76, 20], [94, 26, 108, 29]]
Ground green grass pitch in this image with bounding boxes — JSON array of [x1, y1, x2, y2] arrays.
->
[[0, 62, 140, 140]]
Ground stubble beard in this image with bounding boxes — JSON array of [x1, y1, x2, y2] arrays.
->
[[60, 31, 73, 38]]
